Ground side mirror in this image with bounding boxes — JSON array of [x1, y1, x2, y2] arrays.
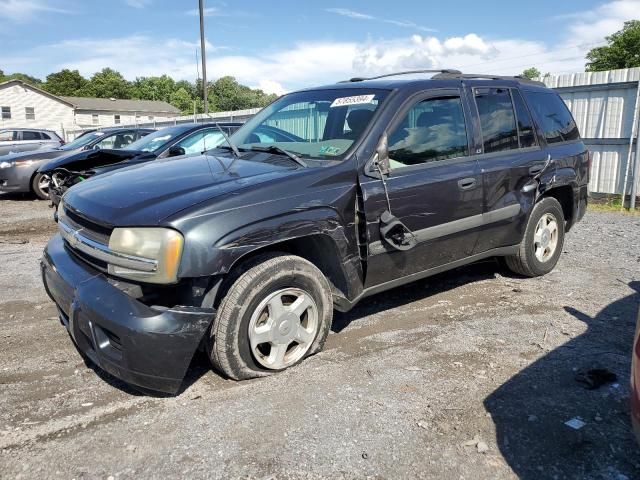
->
[[168, 145, 186, 157], [371, 133, 390, 176]]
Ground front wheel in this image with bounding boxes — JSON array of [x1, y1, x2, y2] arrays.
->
[[208, 253, 333, 380], [31, 173, 50, 200], [504, 197, 565, 277]]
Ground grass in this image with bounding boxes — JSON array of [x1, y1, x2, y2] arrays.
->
[[588, 201, 640, 215]]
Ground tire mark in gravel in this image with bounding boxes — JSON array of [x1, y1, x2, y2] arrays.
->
[[0, 397, 154, 450]]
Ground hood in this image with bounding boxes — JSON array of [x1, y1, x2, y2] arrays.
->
[[2, 148, 70, 163], [38, 148, 148, 173], [63, 153, 300, 226]]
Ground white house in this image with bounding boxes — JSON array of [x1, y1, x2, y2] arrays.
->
[[0, 80, 181, 138]]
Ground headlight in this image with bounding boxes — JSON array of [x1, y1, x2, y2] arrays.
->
[[108, 228, 184, 284], [0, 161, 13, 169], [14, 160, 35, 167]]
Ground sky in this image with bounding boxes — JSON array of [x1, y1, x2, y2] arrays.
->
[[0, 0, 638, 95]]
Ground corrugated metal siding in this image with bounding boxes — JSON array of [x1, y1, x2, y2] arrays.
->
[[542, 67, 640, 195]]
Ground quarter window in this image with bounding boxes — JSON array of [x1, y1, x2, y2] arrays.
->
[[387, 96, 468, 169], [524, 91, 580, 144], [1, 107, 11, 120], [25, 107, 35, 120], [474, 88, 519, 153]]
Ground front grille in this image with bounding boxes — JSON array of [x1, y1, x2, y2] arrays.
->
[[64, 207, 112, 245], [66, 243, 108, 272]]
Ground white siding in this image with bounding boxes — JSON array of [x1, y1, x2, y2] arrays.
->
[[0, 83, 74, 136], [74, 111, 177, 128]]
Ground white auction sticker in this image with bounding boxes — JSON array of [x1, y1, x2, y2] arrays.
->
[[330, 94, 375, 108]]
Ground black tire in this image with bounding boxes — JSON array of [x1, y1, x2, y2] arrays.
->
[[31, 173, 50, 200], [207, 253, 333, 380], [504, 197, 565, 277]]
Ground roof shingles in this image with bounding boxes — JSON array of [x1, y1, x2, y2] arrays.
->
[[59, 96, 180, 114]]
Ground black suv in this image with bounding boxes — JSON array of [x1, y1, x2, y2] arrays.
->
[[41, 70, 589, 393]]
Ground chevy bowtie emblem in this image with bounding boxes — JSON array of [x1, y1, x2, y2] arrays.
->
[[69, 230, 81, 248]]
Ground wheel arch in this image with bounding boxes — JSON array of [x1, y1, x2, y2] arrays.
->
[[540, 184, 574, 227], [229, 233, 350, 297]]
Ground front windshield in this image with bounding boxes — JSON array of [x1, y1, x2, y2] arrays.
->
[[230, 88, 390, 160], [125, 125, 192, 153], [61, 131, 106, 150]]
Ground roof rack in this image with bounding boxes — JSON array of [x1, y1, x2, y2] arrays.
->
[[431, 72, 545, 86], [343, 69, 462, 83]]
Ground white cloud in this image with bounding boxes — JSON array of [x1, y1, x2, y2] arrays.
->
[[125, 0, 152, 8], [325, 7, 436, 32], [325, 8, 374, 20], [185, 7, 226, 17], [1, 0, 637, 94], [0, 0, 70, 22]]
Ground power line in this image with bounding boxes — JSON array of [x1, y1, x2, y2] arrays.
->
[[455, 40, 606, 71]]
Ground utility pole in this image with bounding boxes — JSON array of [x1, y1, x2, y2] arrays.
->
[[198, 0, 208, 115]]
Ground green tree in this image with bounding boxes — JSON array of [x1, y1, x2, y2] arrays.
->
[[80, 68, 132, 99], [209, 76, 278, 112], [43, 69, 88, 96], [169, 87, 195, 113], [132, 75, 176, 102], [1, 71, 42, 86], [520, 67, 541, 80], [586, 20, 640, 71]]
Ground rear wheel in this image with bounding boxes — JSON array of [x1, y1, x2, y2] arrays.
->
[[504, 197, 565, 277], [208, 253, 333, 380], [31, 173, 50, 200]]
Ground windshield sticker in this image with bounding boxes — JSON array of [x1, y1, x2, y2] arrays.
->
[[330, 94, 375, 108], [319, 145, 341, 156]]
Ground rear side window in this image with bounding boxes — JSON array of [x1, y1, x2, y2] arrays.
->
[[474, 88, 519, 153], [524, 91, 579, 144], [22, 131, 40, 141], [511, 90, 537, 148], [387, 96, 468, 168]]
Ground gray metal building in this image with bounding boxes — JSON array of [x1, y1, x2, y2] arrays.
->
[[541, 68, 640, 203]]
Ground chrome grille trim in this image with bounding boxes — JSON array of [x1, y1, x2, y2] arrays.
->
[[59, 220, 158, 273]]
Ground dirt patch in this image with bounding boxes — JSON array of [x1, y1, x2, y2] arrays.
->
[[0, 198, 639, 479]]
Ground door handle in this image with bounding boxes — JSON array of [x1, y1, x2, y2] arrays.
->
[[457, 177, 476, 190]]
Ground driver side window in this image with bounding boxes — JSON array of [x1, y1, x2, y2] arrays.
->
[[387, 96, 468, 170], [94, 132, 135, 150]]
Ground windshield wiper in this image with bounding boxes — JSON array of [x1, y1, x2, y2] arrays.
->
[[249, 145, 307, 168], [214, 122, 241, 158]]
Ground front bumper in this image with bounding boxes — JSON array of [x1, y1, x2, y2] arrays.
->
[[41, 234, 215, 394]]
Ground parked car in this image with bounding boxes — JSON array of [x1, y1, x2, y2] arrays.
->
[[0, 128, 153, 199], [39, 122, 242, 207], [41, 70, 589, 394], [0, 128, 64, 157]]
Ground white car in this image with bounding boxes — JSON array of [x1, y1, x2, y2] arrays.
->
[[0, 128, 64, 157]]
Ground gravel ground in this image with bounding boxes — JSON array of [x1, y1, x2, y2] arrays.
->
[[1, 193, 639, 480]]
